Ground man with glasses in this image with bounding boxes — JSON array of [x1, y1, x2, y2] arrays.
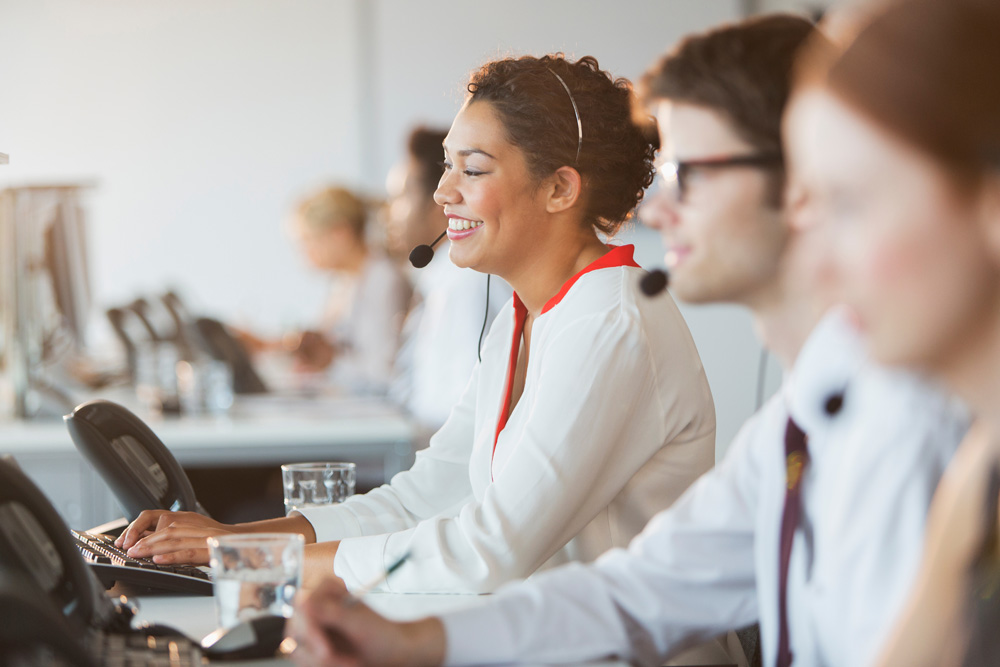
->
[[286, 15, 967, 667]]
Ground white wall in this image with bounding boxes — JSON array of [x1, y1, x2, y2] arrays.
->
[[0, 0, 783, 456], [0, 0, 365, 333]]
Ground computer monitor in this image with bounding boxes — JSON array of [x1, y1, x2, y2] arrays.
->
[[0, 185, 94, 417], [43, 196, 92, 349]]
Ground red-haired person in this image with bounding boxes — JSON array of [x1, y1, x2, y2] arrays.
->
[[786, 0, 1000, 664]]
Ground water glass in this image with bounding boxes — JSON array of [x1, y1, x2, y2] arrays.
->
[[134, 341, 180, 414], [177, 358, 234, 414], [207, 533, 304, 629], [281, 462, 356, 515]]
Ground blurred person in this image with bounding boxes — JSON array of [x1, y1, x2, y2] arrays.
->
[[386, 127, 512, 431], [282, 15, 968, 667], [785, 0, 1000, 665], [246, 185, 412, 393], [115, 54, 717, 597]]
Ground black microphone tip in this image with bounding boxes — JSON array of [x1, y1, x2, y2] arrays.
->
[[639, 269, 669, 297], [409, 244, 435, 269]]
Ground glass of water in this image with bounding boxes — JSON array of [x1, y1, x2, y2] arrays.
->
[[281, 462, 356, 515], [207, 533, 304, 629]]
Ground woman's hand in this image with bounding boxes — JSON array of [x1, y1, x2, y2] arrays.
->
[[287, 578, 446, 667], [116, 510, 227, 551], [124, 519, 235, 565]]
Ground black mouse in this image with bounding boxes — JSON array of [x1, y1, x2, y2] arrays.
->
[[200, 614, 289, 661]]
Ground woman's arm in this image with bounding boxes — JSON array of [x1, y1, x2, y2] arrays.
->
[[121, 362, 482, 564], [331, 311, 713, 592], [286, 418, 767, 666]]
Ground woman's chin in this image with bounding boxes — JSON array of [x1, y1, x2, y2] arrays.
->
[[446, 246, 480, 271]]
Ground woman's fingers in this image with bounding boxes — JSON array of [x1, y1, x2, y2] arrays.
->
[[116, 509, 171, 549], [116, 509, 219, 549], [125, 522, 229, 563]]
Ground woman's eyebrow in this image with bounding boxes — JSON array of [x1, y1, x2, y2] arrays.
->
[[458, 148, 496, 159], [443, 144, 497, 160]]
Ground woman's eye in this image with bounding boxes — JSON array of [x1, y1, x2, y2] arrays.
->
[[463, 169, 485, 177], [439, 160, 452, 171]]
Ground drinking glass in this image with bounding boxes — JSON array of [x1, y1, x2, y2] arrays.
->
[[281, 462, 356, 515], [207, 533, 304, 629]]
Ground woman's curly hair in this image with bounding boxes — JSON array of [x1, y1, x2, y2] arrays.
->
[[466, 54, 657, 236]]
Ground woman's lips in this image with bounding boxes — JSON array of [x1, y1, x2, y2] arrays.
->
[[446, 215, 484, 241]]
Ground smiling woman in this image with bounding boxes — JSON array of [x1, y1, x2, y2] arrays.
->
[[116, 53, 716, 598]]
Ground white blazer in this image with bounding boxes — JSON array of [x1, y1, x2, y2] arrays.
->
[[299, 245, 716, 593]]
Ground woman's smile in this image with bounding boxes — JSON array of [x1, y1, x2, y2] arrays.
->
[[446, 213, 485, 241]]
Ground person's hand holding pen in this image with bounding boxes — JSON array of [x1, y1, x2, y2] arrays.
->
[[287, 555, 447, 667]]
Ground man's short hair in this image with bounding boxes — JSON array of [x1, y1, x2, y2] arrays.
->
[[407, 127, 449, 199], [641, 14, 818, 156]]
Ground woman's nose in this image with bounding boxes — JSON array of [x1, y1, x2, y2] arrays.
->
[[434, 170, 460, 207]]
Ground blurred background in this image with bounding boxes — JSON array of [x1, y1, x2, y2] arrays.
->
[[0, 0, 833, 461]]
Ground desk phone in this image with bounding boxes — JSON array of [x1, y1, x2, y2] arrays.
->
[[0, 458, 204, 665], [64, 400, 213, 595]]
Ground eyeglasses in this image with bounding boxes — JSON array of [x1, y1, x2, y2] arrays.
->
[[658, 152, 784, 202]]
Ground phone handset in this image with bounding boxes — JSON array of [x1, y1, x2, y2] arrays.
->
[[64, 400, 208, 522], [0, 574, 99, 667], [0, 458, 119, 632]]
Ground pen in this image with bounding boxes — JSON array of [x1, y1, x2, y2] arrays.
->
[[343, 551, 410, 606]]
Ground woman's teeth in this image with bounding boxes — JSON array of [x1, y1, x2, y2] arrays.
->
[[448, 218, 484, 231]]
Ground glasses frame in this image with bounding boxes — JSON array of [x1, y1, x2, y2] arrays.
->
[[658, 152, 784, 202]]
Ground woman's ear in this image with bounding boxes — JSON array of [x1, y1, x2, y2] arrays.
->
[[545, 166, 583, 214]]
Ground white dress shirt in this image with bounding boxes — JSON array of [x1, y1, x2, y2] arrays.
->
[[439, 309, 969, 666], [392, 252, 512, 430], [323, 253, 412, 393], [298, 245, 716, 593]]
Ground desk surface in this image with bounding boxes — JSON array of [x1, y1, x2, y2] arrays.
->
[[132, 592, 629, 666], [1, 395, 416, 466]]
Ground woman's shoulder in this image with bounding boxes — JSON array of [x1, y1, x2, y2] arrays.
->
[[546, 263, 686, 334], [921, 423, 999, 572]]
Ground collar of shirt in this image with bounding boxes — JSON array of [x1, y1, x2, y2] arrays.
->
[[507, 244, 641, 323], [781, 307, 867, 452], [493, 244, 641, 474]]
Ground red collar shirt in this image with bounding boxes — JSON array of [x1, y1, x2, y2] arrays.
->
[[298, 245, 716, 593]]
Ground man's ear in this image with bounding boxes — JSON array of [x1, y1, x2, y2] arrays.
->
[[980, 172, 1000, 265], [545, 166, 583, 214]]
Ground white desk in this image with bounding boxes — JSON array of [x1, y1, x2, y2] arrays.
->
[[0, 395, 418, 529], [132, 592, 629, 666]]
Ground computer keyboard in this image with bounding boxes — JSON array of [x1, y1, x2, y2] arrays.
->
[[89, 628, 204, 667], [72, 530, 213, 596]]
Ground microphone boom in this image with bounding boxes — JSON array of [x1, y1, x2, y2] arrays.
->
[[639, 269, 669, 296], [409, 229, 449, 269]]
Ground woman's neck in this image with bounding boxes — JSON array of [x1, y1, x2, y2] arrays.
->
[[504, 230, 608, 316]]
